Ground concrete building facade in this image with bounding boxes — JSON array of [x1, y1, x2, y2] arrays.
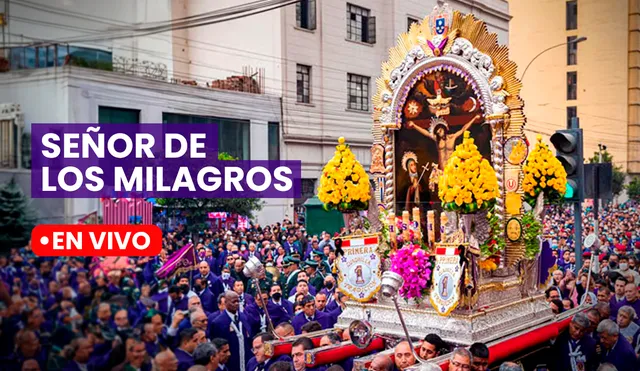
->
[[510, 0, 640, 173], [181, 0, 509, 210]]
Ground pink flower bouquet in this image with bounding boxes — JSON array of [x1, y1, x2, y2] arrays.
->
[[390, 245, 432, 300]]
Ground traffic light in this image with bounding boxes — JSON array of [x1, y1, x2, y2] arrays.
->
[[550, 129, 584, 203]]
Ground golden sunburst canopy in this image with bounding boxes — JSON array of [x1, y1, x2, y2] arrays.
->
[[373, 8, 524, 132], [372, 3, 528, 265]]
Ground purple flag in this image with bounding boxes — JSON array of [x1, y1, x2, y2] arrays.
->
[[156, 243, 198, 279], [538, 239, 556, 286]]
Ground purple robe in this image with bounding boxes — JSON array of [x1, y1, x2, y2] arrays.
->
[[174, 348, 194, 371], [550, 331, 596, 371], [291, 310, 333, 334], [600, 335, 637, 371], [210, 311, 253, 371]]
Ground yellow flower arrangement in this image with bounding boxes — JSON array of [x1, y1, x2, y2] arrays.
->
[[318, 137, 371, 211], [438, 131, 499, 213], [478, 258, 498, 272], [522, 135, 567, 205]]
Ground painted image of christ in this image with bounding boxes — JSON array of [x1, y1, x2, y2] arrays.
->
[[394, 68, 493, 218], [407, 115, 482, 170]]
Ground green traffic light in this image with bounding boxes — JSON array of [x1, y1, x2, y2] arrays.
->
[[564, 181, 575, 199]]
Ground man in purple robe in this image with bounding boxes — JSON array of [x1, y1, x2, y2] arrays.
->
[[270, 284, 293, 317], [597, 319, 637, 371], [550, 312, 597, 371], [610, 277, 628, 320], [210, 291, 253, 371], [623, 283, 640, 325], [167, 285, 189, 325], [245, 291, 290, 334], [174, 328, 206, 371], [291, 296, 332, 335]]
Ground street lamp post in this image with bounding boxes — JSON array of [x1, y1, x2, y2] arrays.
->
[[520, 36, 587, 82]]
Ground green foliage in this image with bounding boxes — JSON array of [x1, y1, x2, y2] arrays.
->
[[69, 56, 113, 71], [156, 152, 263, 236], [0, 178, 36, 251], [479, 209, 505, 258], [627, 177, 640, 202], [521, 211, 542, 259], [588, 150, 626, 197]]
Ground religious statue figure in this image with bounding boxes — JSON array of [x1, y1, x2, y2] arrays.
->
[[407, 114, 482, 170], [355, 265, 365, 285], [402, 152, 422, 212], [441, 276, 449, 297]]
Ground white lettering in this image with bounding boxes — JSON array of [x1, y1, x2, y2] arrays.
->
[[225, 167, 244, 191], [172, 167, 196, 191], [90, 232, 106, 250], [63, 133, 80, 158], [42, 167, 56, 191], [136, 134, 155, 158], [165, 134, 187, 158], [58, 167, 83, 192], [115, 167, 142, 191], [42, 133, 61, 158], [107, 134, 133, 159], [85, 167, 104, 192], [273, 166, 293, 191], [246, 166, 270, 192], [190, 133, 206, 158], [53, 232, 64, 250], [132, 232, 150, 250], [197, 167, 221, 192]]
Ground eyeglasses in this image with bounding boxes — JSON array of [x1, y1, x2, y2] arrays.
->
[[451, 361, 471, 370], [252, 344, 264, 353]]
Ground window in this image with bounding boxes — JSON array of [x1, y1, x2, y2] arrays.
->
[[296, 0, 316, 30], [296, 64, 311, 103], [162, 113, 250, 160], [0, 119, 20, 169], [567, 36, 578, 65], [567, 106, 577, 129], [407, 17, 419, 32], [567, 71, 577, 100], [566, 1, 577, 30], [9, 45, 112, 70], [348, 73, 370, 111], [99, 106, 140, 124], [268, 122, 280, 161], [347, 4, 376, 44]]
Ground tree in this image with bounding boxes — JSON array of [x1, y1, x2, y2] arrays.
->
[[0, 178, 36, 252], [588, 149, 626, 197], [156, 152, 264, 237], [627, 177, 640, 202]]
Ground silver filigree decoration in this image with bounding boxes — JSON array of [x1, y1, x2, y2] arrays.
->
[[384, 139, 395, 213], [389, 46, 428, 90], [490, 76, 509, 115], [382, 92, 393, 102], [449, 38, 495, 79]]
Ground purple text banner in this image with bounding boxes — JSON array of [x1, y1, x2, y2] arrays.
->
[[31, 123, 301, 199]]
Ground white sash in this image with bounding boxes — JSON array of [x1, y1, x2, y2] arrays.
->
[[568, 341, 586, 371], [230, 319, 246, 371]]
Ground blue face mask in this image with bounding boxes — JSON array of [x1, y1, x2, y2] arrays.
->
[[222, 273, 231, 280]]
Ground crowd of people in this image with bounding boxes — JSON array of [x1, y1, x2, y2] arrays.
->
[[541, 202, 640, 370], [1, 200, 639, 371]]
